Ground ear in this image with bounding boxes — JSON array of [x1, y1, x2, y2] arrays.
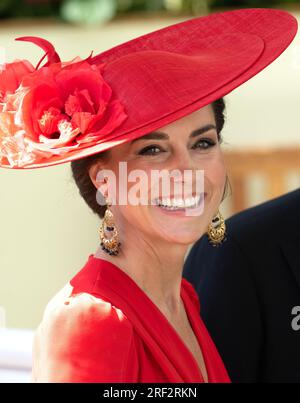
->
[[88, 162, 108, 200]]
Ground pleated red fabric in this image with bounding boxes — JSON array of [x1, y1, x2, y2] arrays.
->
[[32, 255, 230, 383]]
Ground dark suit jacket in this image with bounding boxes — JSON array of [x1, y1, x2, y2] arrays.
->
[[183, 188, 300, 383]]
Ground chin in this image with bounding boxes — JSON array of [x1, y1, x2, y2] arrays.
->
[[162, 230, 205, 246]]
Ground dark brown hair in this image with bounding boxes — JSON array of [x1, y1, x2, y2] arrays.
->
[[71, 98, 227, 219]]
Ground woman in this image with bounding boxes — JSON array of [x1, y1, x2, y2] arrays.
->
[[0, 8, 297, 383]]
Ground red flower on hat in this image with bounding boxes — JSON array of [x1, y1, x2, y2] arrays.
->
[[0, 37, 128, 167]]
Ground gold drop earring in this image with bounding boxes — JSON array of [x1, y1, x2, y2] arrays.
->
[[207, 211, 226, 247], [99, 198, 121, 256]]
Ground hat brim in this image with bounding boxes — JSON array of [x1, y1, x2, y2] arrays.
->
[[1, 7, 298, 169]]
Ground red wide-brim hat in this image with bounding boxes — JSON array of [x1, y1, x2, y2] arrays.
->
[[0, 7, 297, 169]]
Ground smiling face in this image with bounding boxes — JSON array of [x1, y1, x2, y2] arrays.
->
[[89, 104, 227, 246]]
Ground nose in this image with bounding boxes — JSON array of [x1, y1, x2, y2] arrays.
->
[[169, 146, 198, 176], [166, 147, 202, 195]]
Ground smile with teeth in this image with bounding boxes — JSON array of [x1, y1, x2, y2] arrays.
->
[[154, 194, 203, 210]]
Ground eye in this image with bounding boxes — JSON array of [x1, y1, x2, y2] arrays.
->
[[138, 145, 164, 156], [192, 138, 216, 150]]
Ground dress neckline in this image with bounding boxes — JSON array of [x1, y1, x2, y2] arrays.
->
[[88, 254, 209, 382]]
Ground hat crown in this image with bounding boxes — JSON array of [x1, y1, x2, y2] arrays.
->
[[100, 33, 264, 131]]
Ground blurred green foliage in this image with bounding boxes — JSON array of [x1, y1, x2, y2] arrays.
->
[[212, 0, 299, 6], [0, 0, 60, 18], [0, 0, 298, 24]]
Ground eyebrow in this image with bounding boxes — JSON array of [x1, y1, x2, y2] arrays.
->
[[130, 123, 218, 144]]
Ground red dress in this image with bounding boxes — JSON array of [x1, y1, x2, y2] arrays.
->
[[32, 255, 230, 383]]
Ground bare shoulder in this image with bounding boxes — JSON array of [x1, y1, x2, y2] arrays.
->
[[41, 282, 131, 331], [32, 283, 134, 382]]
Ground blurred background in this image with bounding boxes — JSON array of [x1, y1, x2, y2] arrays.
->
[[0, 0, 300, 382]]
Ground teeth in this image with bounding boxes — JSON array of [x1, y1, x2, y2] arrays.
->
[[155, 195, 201, 209]]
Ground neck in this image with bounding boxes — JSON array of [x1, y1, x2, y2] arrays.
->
[[94, 225, 191, 318]]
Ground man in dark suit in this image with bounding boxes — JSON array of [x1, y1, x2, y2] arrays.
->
[[183, 188, 300, 383]]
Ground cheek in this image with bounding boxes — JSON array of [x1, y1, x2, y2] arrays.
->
[[116, 204, 154, 237], [202, 153, 227, 196], [113, 166, 153, 211], [212, 159, 227, 186]]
